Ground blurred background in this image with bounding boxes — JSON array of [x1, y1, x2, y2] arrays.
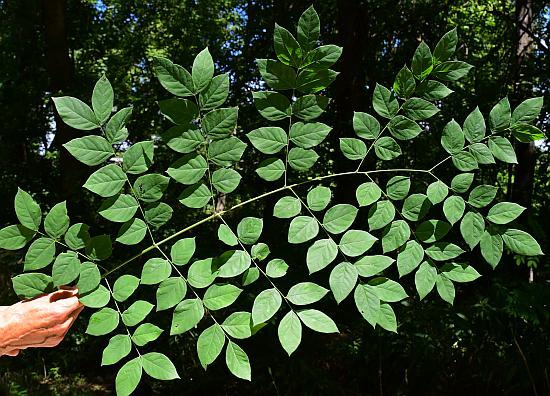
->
[[0, 0, 549, 395]]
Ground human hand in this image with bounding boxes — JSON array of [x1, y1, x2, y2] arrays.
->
[[0, 288, 84, 357]]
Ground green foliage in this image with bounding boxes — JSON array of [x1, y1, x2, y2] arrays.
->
[[0, 6, 545, 396]]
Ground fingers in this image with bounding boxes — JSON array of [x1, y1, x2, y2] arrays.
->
[[49, 288, 79, 302], [4, 349, 20, 357]]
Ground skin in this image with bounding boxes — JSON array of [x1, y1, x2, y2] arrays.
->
[[0, 288, 83, 357]]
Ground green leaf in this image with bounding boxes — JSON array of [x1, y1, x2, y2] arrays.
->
[[402, 193, 431, 222], [52, 251, 80, 287], [468, 185, 498, 208], [208, 137, 247, 166], [329, 262, 358, 304], [377, 303, 397, 332], [354, 284, 380, 327], [356, 182, 382, 207], [302, 45, 342, 70], [203, 283, 242, 310], [222, 312, 252, 339], [170, 298, 204, 335], [374, 137, 401, 160], [105, 107, 132, 144], [411, 41, 433, 79], [142, 352, 179, 380], [79, 284, 110, 308], [460, 211, 485, 249], [480, 229, 503, 268], [433, 61, 473, 81], [202, 107, 238, 140], [402, 98, 439, 121], [487, 202, 525, 224], [394, 65, 416, 98], [388, 115, 423, 140], [339, 229, 377, 257], [132, 323, 163, 346], [225, 341, 251, 381], [159, 98, 199, 125], [488, 137, 517, 164], [463, 107, 485, 143], [242, 268, 259, 286], [133, 173, 170, 203], [372, 83, 398, 119], [297, 309, 338, 333], [163, 124, 202, 154], [252, 244, 270, 262], [290, 122, 332, 148], [123, 141, 154, 174], [306, 238, 338, 274], [489, 97, 511, 132], [218, 250, 251, 278], [153, 57, 194, 97], [113, 275, 140, 302], [288, 147, 319, 170], [76, 262, 101, 295], [511, 97, 543, 125], [441, 119, 465, 154], [425, 242, 465, 261], [141, 258, 171, 285], [273, 196, 301, 218], [192, 47, 215, 93], [12, 273, 53, 299], [199, 74, 230, 110], [256, 158, 285, 181], [433, 28, 458, 63], [368, 277, 408, 302], [353, 112, 380, 139], [273, 23, 302, 67], [368, 200, 395, 231], [15, 188, 41, 231], [252, 91, 291, 121], [252, 288, 282, 325], [98, 194, 138, 223], [92, 75, 113, 124], [218, 224, 238, 246], [212, 168, 241, 194], [115, 358, 142, 396], [86, 307, 119, 336], [386, 176, 411, 200], [288, 216, 319, 244], [122, 300, 154, 327], [52, 96, 99, 130], [381, 220, 410, 253], [443, 195, 465, 225], [83, 164, 125, 198], [305, 186, 330, 211], [237, 217, 263, 245], [436, 274, 455, 304], [44, 201, 69, 238], [256, 59, 296, 90], [292, 94, 329, 121], [502, 229, 543, 256], [178, 183, 211, 209], [416, 220, 451, 243], [144, 202, 173, 228], [166, 153, 207, 185], [469, 143, 495, 165], [116, 218, 147, 245], [427, 181, 449, 204], [197, 324, 225, 368], [0, 225, 34, 250], [451, 173, 474, 193], [63, 136, 113, 166], [102, 334, 131, 366], [340, 138, 366, 160], [415, 261, 437, 300], [156, 277, 187, 312], [452, 151, 478, 171], [297, 5, 320, 52], [24, 237, 55, 271], [247, 127, 287, 154], [266, 259, 289, 278], [416, 80, 453, 100], [397, 240, 424, 277], [187, 258, 218, 288], [369, 258, 405, 285], [440, 263, 481, 282], [510, 123, 545, 142], [295, 68, 339, 94], [323, 204, 358, 234], [287, 282, 328, 305], [278, 311, 302, 356]]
